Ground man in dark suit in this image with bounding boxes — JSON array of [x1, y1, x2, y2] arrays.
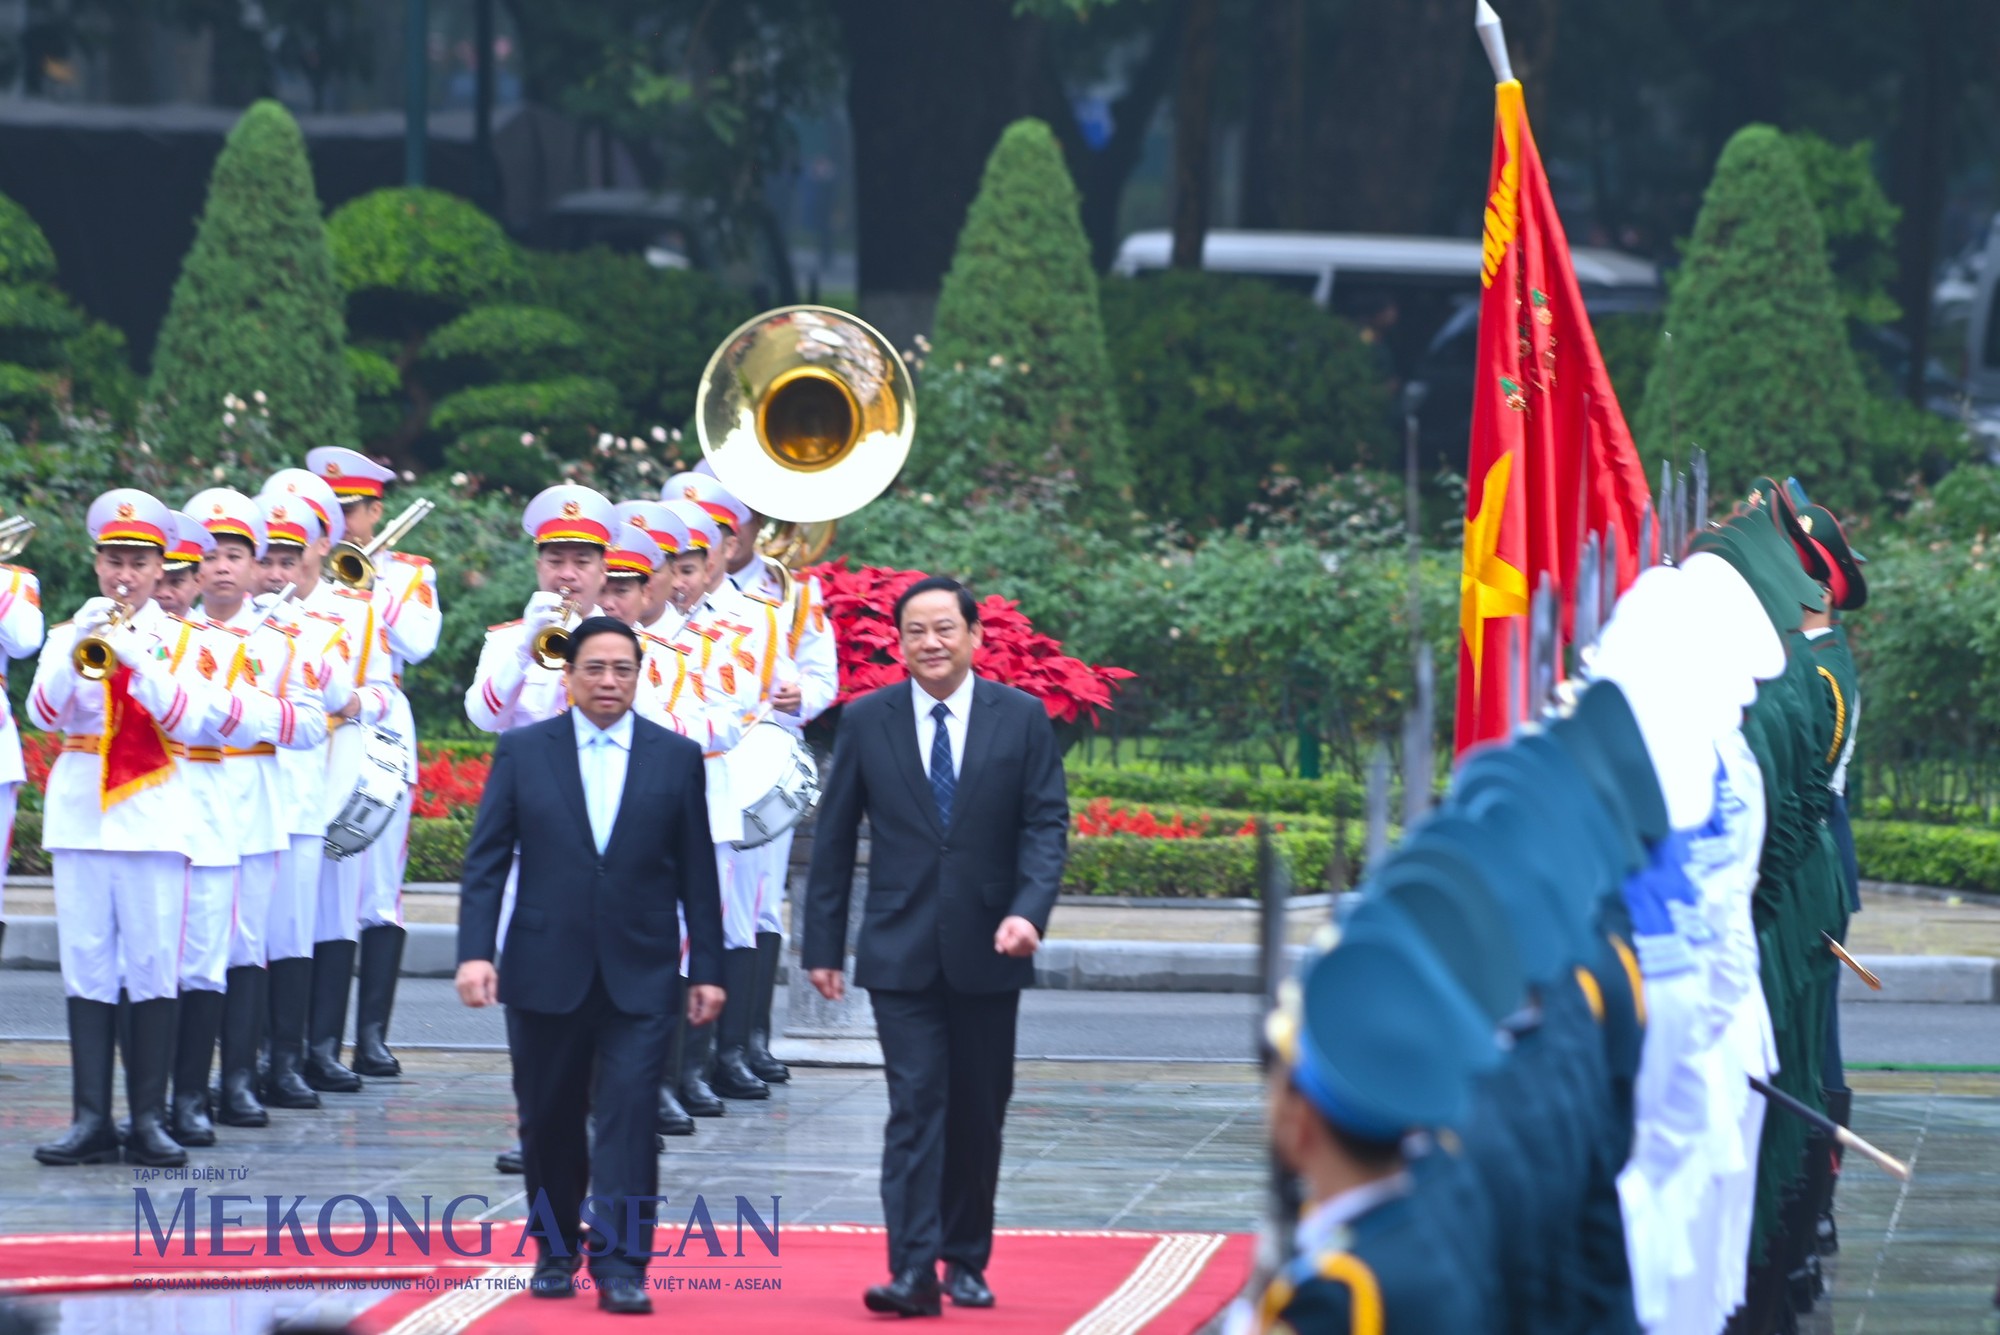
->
[[456, 616, 726, 1316], [804, 576, 1069, 1317]]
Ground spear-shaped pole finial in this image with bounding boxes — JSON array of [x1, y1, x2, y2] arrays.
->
[[1476, 0, 1516, 83]]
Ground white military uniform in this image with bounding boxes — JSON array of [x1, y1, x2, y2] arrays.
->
[[29, 494, 222, 1004], [0, 559, 45, 914], [311, 578, 401, 944]]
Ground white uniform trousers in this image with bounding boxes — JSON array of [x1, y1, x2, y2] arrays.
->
[[755, 826, 795, 936], [268, 835, 324, 963], [315, 846, 364, 944], [52, 849, 187, 1003], [229, 851, 279, 969], [716, 842, 756, 950], [0, 781, 15, 917], [357, 787, 413, 929], [180, 863, 238, 994]]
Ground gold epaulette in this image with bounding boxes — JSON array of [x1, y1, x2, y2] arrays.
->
[[488, 619, 522, 632]]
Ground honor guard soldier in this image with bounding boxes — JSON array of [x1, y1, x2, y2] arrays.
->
[[615, 500, 691, 642], [154, 514, 210, 618], [0, 522, 44, 955], [29, 490, 221, 1168], [610, 509, 740, 753], [249, 490, 358, 1112], [1234, 909, 1499, 1335], [308, 447, 442, 1081], [186, 489, 328, 1131], [265, 467, 393, 1096], [464, 482, 616, 1174]]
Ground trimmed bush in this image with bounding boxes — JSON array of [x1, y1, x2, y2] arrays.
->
[[430, 375, 622, 454], [1100, 271, 1393, 528], [345, 345, 402, 400], [149, 101, 357, 470], [418, 304, 590, 389], [1067, 764, 1366, 817], [0, 194, 56, 285], [442, 426, 564, 494], [1634, 126, 1873, 511], [0, 192, 136, 434], [926, 119, 1132, 520], [526, 248, 755, 426], [407, 816, 473, 882], [328, 188, 526, 337], [1850, 820, 2000, 895]]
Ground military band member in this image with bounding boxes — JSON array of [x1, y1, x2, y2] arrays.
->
[[0, 529, 45, 955], [463, 482, 617, 1174], [154, 513, 211, 618], [614, 500, 690, 642], [309, 447, 441, 1081], [186, 489, 327, 1130], [29, 490, 220, 1168], [250, 491, 359, 1112]]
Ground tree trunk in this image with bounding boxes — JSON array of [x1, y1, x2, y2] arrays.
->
[[1303, 0, 1471, 232], [1240, 0, 1305, 230], [832, 0, 1037, 348], [1050, 1, 1187, 269], [1170, 0, 1221, 269], [1892, 6, 1954, 400]]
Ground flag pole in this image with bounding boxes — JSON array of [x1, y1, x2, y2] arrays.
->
[[1475, 0, 1514, 82]]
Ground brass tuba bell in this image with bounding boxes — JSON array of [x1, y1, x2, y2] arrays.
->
[[694, 305, 915, 585]]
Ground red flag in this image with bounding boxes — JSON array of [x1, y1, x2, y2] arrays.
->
[[1455, 79, 1653, 756], [99, 665, 174, 809]]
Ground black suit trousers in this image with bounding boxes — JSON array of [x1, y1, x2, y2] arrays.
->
[[869, 982, 1020, 1274], [506, 969, 672, 1281]]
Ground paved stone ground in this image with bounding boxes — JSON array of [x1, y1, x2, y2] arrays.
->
[[0, 1044, 1990, 1332]]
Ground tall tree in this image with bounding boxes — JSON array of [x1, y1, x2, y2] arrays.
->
[[149, 100, 357, 470], [1168, 0, 1220, 269]]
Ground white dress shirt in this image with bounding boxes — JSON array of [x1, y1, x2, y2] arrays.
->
[[572, 708, 634, 854], [913, 672, 976, 780]]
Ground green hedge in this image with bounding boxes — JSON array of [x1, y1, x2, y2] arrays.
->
[[1066, 765, 1367, 817], [12, 811, 1998, 901]]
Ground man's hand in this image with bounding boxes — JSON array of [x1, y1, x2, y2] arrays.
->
[[995, 916, 1041, 958], [770, 681, 803, 714], [810, 968, 845, 1002], [688, 984, 726, 1026], [335, 696, 361, 720], [107, 621, 153, 670], [456, 960, 498, 1007]]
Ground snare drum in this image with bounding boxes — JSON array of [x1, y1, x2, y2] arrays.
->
[[324, 723, 409, 861], [724, 721, 822, 849]]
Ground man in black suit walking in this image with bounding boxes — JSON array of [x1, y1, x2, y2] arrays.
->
[[804, 576, 1069, 1317], [456, 616, 726, 1316]]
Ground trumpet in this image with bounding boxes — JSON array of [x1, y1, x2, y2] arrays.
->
[[531, 597, 582, 670], [74, 585, 134, 681], [330, 498, 435, 592], [0, 515, 33, 562]]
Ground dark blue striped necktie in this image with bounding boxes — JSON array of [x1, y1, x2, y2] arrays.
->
[[929, 701, 955, 827]]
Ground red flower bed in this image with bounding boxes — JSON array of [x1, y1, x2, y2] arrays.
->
[[1072, 798, 1283, 840], [412, 748, 490, 819], [806, 560, 1134, 724]]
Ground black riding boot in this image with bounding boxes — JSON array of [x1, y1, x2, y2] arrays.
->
[[34, 998, 121, 1165], [170, 989, 224, 1146], [710, 949, 769, 1100], [304, 939, 363, 1092], [678, 1017, 726, 1117], [658, 978, 695, 1136], [745, 932, 790, 1084], [352, 924, 406, 1077], [217, 966, 269, 1127], [263, 957, 321, 1110], [1818, 1087, 1852, 1257], [124, 998, 188, 1167]]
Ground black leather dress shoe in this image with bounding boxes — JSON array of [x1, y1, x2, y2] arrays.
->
[[864, 1266, 942, 1317], [530, 1252, 577, 1298], [495, 1144, 523, 1175], [944, 1262, 994, 1308], [596, 1275, 653, 1314]]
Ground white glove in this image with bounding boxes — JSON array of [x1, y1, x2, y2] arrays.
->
[[516, 592, 570, 665], [261, 601, 305, 639], [74, 597, 119, 637], [107, 620, 154, 671]]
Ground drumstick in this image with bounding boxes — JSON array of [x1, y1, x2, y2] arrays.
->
[[1823, 932, 1881, 990], [1748, 1076, 1909, 1180]]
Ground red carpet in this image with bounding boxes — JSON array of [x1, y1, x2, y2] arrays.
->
[[0, 1223, 1253, 1334]]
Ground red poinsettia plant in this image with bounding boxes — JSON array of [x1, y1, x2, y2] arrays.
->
[[805, 560, 1134, 724], [1072, 798, 1286, 839]]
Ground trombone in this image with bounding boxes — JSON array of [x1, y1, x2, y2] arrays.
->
[[531, 596, 582, 670], [331, 498, 435, 592], [74, 583, 133, 681], [0, 516, 32, 562]]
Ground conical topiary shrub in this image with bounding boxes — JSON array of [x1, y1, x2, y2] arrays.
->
[[150, 100, 358, 469], [1634, 125, 1872, 511], [927, 118, 1133, 520]]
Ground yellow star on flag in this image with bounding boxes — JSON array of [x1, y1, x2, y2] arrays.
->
[[1460, 449, 1528, 685]]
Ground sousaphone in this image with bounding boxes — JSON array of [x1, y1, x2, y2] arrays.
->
[[694, 304, 916, 586]]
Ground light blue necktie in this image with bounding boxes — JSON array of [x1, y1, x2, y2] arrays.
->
[[929, 701, 955, 828], [583, 731, 612, 854]]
